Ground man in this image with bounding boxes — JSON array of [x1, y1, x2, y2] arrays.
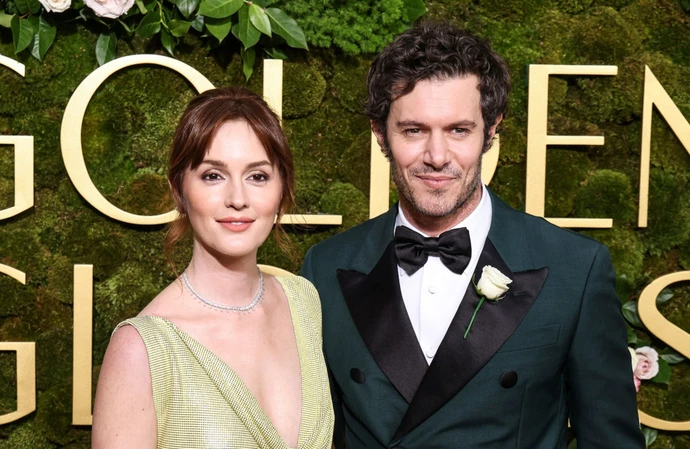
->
[[301, 23, 644, 449]]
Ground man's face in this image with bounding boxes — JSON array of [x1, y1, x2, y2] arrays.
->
[[377, 75, 499, 234]]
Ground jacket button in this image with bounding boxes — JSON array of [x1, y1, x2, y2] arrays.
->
[[350, 368, 365, 383], [500, 371, 518, 388]]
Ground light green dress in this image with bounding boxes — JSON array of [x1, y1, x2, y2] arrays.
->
[[116, 275, 334, 449]]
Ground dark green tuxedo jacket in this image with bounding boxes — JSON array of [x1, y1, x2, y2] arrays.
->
[[301, 190, 644, 449]]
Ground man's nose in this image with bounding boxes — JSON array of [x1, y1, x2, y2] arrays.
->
[[423, 132, 451, 168]]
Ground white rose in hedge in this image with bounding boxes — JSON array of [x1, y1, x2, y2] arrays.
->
[[628, 347, 638, 372], [634, 346, 660, 380], [39, 0, 71, 13], [476, 265, 512, 299], [85, 0, 134, 18]]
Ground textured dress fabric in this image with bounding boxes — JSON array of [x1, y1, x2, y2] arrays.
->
[[115, 275, 334, 449]]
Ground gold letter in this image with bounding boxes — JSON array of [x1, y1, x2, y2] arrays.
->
[[0, 55, 34, 222], [61, 55, 215, 225], [72, 264, 93, 425], [526, 65, 617, 228], [638, 66, 690, 227], [367, 134, 500, 219], [637, 271, 690, 431], [0, 264, 36, 425]]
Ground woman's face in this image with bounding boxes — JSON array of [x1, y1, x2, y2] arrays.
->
[[181, 120, 282, 261]]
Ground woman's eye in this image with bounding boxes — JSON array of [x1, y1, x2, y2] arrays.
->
[[202, 172, 222, 181], [249, 173, 269, 182]]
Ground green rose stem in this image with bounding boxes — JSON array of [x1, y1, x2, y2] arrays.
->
[[464, 296, 486, 339]]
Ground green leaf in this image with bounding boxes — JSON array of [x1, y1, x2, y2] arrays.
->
[[160, 28, 176, 55], [615, 274, 633, 303], [263, 46, 286, 59], [651, 358, 671, 385], [656, 288, 673, 305], [136, 10, 161, 38], [11, 15, 35, 54], [621, 301, 642, 328], [168, 19, 191, 37], [197, 0, 241, 19], [143, 0, 157, 14], [626, 325, 638, 345], [205, 16, 231, 42], [265, 7, 306, 49], [95, 32, 117, 66], [567, 438, 577, 449], [232, 4, 260, 48], [241, 46, 255, 80], [248, 3, 270, 36], [175, 0, 199, 18], [403, 0, 426, 23], [641, 426, 658, 447], [30, 16, 56, 61], [190, 14, 204, 32], [15, 0, 40, 15], [135, 0, 147, 14], [660, 347, 685, 364], [0, 12, 14, 28]]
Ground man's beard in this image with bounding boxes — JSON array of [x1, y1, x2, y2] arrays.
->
[[391, 159, 482, 219]]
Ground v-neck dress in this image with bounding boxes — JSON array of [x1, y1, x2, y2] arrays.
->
[[115, 275, 334, 449]]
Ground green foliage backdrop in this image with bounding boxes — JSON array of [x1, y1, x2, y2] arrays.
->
[[0, 0, 689, 447]]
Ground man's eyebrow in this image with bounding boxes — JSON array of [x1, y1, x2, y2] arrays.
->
[[447, 120, 477, 128], [395, 120, 427, 128]]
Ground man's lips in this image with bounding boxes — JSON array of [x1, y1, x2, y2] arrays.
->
[[416, 175, 456, 188]]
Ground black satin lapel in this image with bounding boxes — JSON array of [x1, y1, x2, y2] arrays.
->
[[393, 239, 549, 440], [336, 242, 428, 404]]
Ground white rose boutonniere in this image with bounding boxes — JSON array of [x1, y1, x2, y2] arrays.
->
[[464, 265, 512, 339]]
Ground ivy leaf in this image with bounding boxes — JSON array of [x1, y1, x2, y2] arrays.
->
[[160, 28, 176, 55], [660, 347, 686, 364], [190, 14, 204, 32], [205, 16, 231, 42], [641, 427, 658, 448], [248, 3, 270, 36], [656, 288, 673, 305], [197, 0, 241, 19], [0, 12, 14, 28], [11, 15, 35, 54], [241, 46, 255, 80], [168, 19, 191, 37], [95, 32, 117, 65], [626, 324, 638, 345], [403, 0, 426, 22], [621, 301, 642, 328], [265, 7, 306, 49], [263, 46, 286, 59], [176, 0, 199, 19], [232, 4, 260, 48], [30, 16, 56, 61], [651, 358, 671, 385], [136, 10, 161, 38]]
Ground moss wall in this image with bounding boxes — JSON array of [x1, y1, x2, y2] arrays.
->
[[0, 0, 689, 446]]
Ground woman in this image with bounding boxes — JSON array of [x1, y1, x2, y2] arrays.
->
[[92, 87, 334, 449]]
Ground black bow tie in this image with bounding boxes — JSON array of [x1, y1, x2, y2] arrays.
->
[[394, 226, 472, 276]]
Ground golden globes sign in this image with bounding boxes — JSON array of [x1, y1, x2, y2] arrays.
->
[[0, 53, 689, 430]]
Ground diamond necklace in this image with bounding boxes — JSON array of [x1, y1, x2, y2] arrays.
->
[[181, 270, 265, 313]]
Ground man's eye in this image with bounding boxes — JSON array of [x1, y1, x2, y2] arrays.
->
[[405, 128, 421, 135], [452, 128, 469, 134]]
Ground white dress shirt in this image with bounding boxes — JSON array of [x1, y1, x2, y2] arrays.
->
[[395, 184, 493, 364]]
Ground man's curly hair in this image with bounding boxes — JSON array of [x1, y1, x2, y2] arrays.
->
[[365, 22, 511, 156]]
